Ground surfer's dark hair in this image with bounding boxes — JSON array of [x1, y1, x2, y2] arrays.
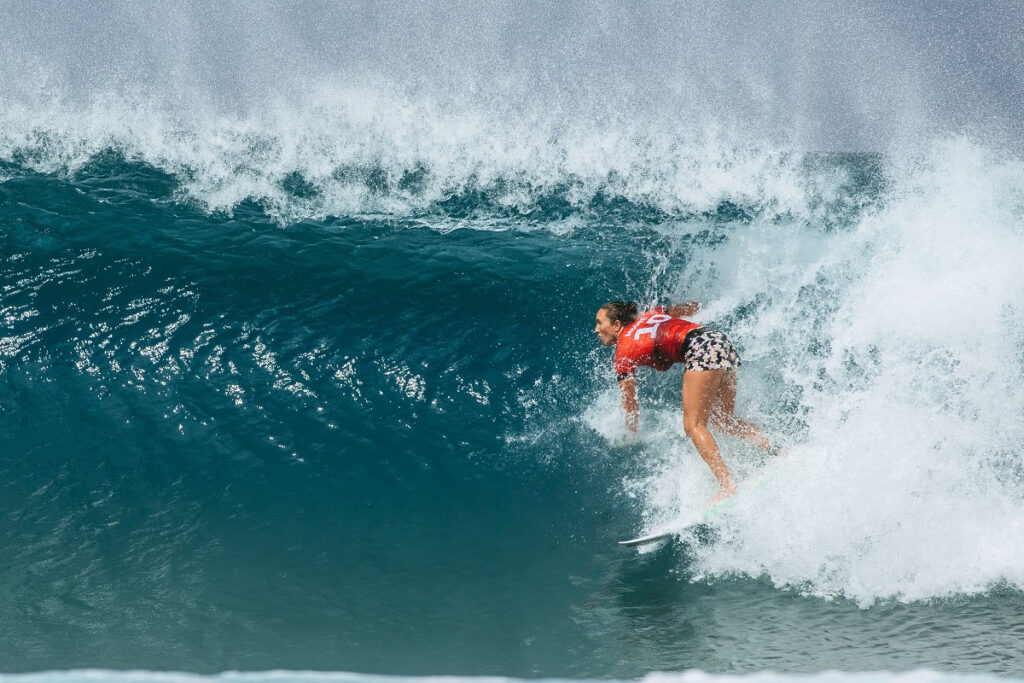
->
[[599, 301, 639, 326]]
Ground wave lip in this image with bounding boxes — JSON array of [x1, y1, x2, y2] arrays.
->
[[0, 90, 876, 225]]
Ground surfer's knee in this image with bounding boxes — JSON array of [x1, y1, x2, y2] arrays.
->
[[683, 419, 709, 441]]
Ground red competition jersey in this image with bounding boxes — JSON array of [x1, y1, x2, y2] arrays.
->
[[614, 309, 701, 379]]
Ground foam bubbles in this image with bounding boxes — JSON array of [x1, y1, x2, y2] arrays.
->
[[630, 138, 1024, 605]]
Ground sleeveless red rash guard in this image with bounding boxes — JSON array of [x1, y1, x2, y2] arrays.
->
[[614, 309, 702, 380]]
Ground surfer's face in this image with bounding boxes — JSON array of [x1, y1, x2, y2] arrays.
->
[[594, 309, 623, 346]]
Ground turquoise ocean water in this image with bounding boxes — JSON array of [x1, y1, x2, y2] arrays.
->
[[3, 2, 1024, 681]]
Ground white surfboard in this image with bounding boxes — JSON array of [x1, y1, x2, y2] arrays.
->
[[618, 496, 735, 547]]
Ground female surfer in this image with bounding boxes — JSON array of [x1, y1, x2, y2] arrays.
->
[[594, 300, 776, 501]]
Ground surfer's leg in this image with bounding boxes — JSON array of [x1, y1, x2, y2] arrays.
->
[[709, 371, 775, 453], [682, 368, 736, 500]]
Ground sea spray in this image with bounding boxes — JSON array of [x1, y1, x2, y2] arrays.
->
[[0, 91, 818, 224]]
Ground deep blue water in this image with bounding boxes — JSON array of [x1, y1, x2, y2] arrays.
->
[[4, 147, 1024, 678]]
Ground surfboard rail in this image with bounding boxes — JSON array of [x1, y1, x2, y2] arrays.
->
[[617, 508, 712, 547]]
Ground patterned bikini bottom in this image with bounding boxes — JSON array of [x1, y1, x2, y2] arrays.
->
[[681, 328, 742, 372]]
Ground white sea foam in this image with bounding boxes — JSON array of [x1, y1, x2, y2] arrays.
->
[[617, 138, 1024, 605]]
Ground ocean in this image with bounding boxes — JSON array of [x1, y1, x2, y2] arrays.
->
[[3, 2, 1024, 682]]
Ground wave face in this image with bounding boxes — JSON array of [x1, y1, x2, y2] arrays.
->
[[4, 129, 1024, 676], [4, 1, 1024, 679]]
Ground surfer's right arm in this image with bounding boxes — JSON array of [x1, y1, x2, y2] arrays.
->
[[619, 376, 639, 433]]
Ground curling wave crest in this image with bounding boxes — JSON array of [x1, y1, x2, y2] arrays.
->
[[1, 90, 857, 226]]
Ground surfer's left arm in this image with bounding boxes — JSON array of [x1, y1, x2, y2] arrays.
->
[[618, 376, 639, 433]]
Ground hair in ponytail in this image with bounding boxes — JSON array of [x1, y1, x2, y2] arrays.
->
[[599, 301, 639, 326]]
